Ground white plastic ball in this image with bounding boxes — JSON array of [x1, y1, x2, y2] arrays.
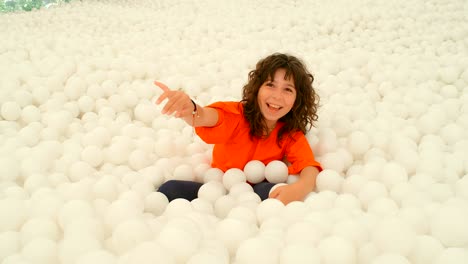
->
[[372, 217, 416, 256], [21, 105, 41, 124], [285, 174, 298, 184], [434, 247, 468, 264], [32, 86, 50, 105], [0, 231, 20, 261], [68, 161, 95, 182], [319, 152, 346, 173], [106, 143, 133, 165], [77, 95, 95, 113], [20, 217, 60, 244], [83, 127, 111, 148], [140, 166, 166, 188], [371, 254, 411, 264], [358, 181, 388, 209], [111, 219, 152, 253], [173, 164, 195, 181], [358, 242, 379, 264], [58, 235, 102, 264], [361, 160, 384, 180], [21, 238, 58, 264], [104, 199, 142, 229], [154, 138, 175, 158], [455, 176, 468, 200], [430, 201, 468, 247], [264, 160, 288, 184], [368, 197, 399, 216], [380, 162, 408, 188], [319, 235, 357, 264], [198, 181, 227, 203], [120, 241, 176, 264], [281, 201, 308, 224], [438, 66, 460, 84], [0, 157, 20, 182], [243, 160, 266, 184], [333, 219, 368, 246], [227, 206, 257, 224], [128, 149, 151, 170], [203, 167, 224, 183], [398, 207, 429, 235], [235, 237, 279, 264], [409, 235, 444, 264], [18, 125, 41, 147], [81, 146, 103, 168], [228, 182, 254, 198], [393, 148, 419, 174], [134, 103, 158, 125], [256, 199, 285, 225], [193, 163, 211, 182], [440, 123, 464, 145], [157, 221, 202, 263], [285, 220, 323, 246], [164, 199, 194, 218], [64, 77, 87, 100], [348, 130, 371, 156], [440, 84, 458, 98], [28, 192, 64, 219], [3, 186, 28, 199], [342, 174, 367, 196], [144, 191, 169, 215], [191, 198, 214, 214], [222, 168, 246, 190], [92, 175, 118, 201], [315, 128, 339, 155], [75, 250, 117, 264], [1, 101, 21, 121], [187, 252, 221, 264], [334, 193, 362, 211], [428, 183, 453, 202], [316, 169, 344, 193], [58, 200, 95, 228], [234, 193, 260, 209], [0, 198, 27, 232], [214, 195, 237, 219], [63, 217, 105, 241], [280, 243, 321, 264], [216, 218, 257, 257]]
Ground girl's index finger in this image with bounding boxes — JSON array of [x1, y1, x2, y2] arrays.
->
[[154, 81, 171, 105], [154, 81, 171, 92]]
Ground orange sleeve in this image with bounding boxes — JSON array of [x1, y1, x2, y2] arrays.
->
[[195, 102, 242, 144], [285, 132, 323, 174]]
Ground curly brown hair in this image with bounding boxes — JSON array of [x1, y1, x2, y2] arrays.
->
[[241, 53, 319, 144]]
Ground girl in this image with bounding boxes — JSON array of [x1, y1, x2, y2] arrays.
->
[[155, 53, 322, 205]]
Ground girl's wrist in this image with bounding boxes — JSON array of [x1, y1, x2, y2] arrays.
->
[[190, 99, 197, 115]]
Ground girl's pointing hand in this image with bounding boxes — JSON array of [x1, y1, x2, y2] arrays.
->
[[155, 81, 193, 118]]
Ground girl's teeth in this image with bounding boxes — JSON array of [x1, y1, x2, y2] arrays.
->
[[269, 104, 280, 109]]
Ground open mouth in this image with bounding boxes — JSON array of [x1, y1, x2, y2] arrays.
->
[[267, 103, 282, 111]]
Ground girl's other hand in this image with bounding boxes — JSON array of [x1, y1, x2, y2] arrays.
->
[[154, 81, 193, 118], [269, 183, 309, 205]]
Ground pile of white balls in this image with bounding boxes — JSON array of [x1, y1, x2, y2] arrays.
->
[[1, 0, 468, 263]]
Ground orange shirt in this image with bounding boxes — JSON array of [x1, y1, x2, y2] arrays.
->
[[195, 101, 322, 174]]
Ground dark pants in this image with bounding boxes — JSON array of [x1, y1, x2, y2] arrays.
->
[[158, 180, 276, 202]]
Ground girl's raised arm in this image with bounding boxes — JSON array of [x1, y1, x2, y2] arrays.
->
[[154, 81, 218, 127]]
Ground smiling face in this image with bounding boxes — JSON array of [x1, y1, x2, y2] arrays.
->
[[257, 68, 297, 128]]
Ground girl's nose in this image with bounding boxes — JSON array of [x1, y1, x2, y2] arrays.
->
[[271, 89, 281, 100]]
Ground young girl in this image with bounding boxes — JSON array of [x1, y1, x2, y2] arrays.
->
[[155, 53, 322, 205]]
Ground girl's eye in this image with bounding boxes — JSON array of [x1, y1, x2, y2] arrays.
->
[[285, 88, 294, 93], [266, 82, 274, 87]]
